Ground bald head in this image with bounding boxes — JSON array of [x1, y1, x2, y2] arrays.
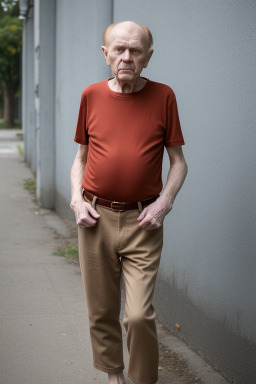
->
[[101, 20, 154, 87], [103, 21, 153, 50]]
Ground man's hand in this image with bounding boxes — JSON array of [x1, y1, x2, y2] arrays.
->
[[137, 196, 172, 231], [138, 146, 188, 230], [70, 198, 100, 228]]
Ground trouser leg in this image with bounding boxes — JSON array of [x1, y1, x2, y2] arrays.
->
[[78, 204, 124, 373], [118, 210, 163, 384]]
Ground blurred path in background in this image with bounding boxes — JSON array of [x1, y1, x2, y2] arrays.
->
[[0, 129, 23, 156], [0, 129, 229, 384]]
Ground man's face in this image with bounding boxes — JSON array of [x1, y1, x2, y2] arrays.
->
[[102, 23, 153, 83]]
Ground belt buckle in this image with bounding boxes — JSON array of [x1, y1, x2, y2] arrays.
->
[[111, 201, 126, 212]]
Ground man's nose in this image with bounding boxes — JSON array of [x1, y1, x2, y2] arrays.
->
[[122, 49, 132, 61]]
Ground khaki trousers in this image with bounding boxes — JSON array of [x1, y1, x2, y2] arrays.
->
[[78, 196, 163, 384]]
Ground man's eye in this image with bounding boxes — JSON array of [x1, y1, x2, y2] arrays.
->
[[115, 48, 123, 52]]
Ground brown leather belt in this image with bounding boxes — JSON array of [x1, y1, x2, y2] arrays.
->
[[82, 189, 159, 212]]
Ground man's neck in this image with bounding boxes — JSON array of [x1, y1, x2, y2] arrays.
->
[[108, 77, 147, 93]]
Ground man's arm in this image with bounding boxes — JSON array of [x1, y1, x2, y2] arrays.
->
[[70, 144, 100, 227], [137, 146, 188, 230]]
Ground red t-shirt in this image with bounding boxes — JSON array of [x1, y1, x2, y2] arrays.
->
[[74, 78, 185, 201]]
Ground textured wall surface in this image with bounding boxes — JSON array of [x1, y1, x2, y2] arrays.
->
[[54, 0, 112, 219], [36, 0, 56, 207], [22, 11, 36, 173]]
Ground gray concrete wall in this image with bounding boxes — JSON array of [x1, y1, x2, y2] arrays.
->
[[34, 0, 56, 208], [22, 7, 36, 173], [54, 0, 112, 219], [113, 1, 256, 383]]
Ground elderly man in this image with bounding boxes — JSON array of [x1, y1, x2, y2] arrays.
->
[[70, 21, 187, 384]]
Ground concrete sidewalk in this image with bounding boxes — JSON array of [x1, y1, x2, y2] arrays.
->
[[0, 130, 229, 384]]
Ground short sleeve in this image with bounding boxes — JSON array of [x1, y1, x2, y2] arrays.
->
[[74, 94, 89, 145], [164, 94, 185, 147]]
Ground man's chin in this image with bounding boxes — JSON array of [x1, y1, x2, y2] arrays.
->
[[117, 72, 136, 81]]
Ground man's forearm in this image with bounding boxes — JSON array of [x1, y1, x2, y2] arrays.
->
[[70, 158, 86, 203], [70, 145, 100, 227], [160, 161, 188, 211], [70, 146, 88, 204]]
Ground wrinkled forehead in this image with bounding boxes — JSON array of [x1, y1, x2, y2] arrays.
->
[[106, 23, 148, 48]]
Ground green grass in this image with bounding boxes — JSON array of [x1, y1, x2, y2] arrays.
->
[[16, 132, 23, 140], [0, 119, 22, 129], [53, 246, 79, 259], [17, 144, 23, 156], [23, 178, 36, 192]]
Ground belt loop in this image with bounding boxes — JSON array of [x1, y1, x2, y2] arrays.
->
[[137, 201, 143, 213], [92, 195, 98, 209]]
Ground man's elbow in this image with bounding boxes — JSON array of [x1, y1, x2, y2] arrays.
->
[[184, 160, 188, 175], [178, 159, 188, 180], [183, 160, 188, 180]]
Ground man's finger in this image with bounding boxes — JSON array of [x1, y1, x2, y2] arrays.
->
[[138, 219, 147, 227], [137, 209, 147, 221], [77, 215, 97, 227], [138, 215, 151, 227], [138, 209, 154, 224], [86, 204, 100, 219], [140, 222, 154, 230]]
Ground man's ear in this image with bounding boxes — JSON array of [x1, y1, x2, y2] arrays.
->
[[144, 49, 154, 68], [101, 46, 110, 66]]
